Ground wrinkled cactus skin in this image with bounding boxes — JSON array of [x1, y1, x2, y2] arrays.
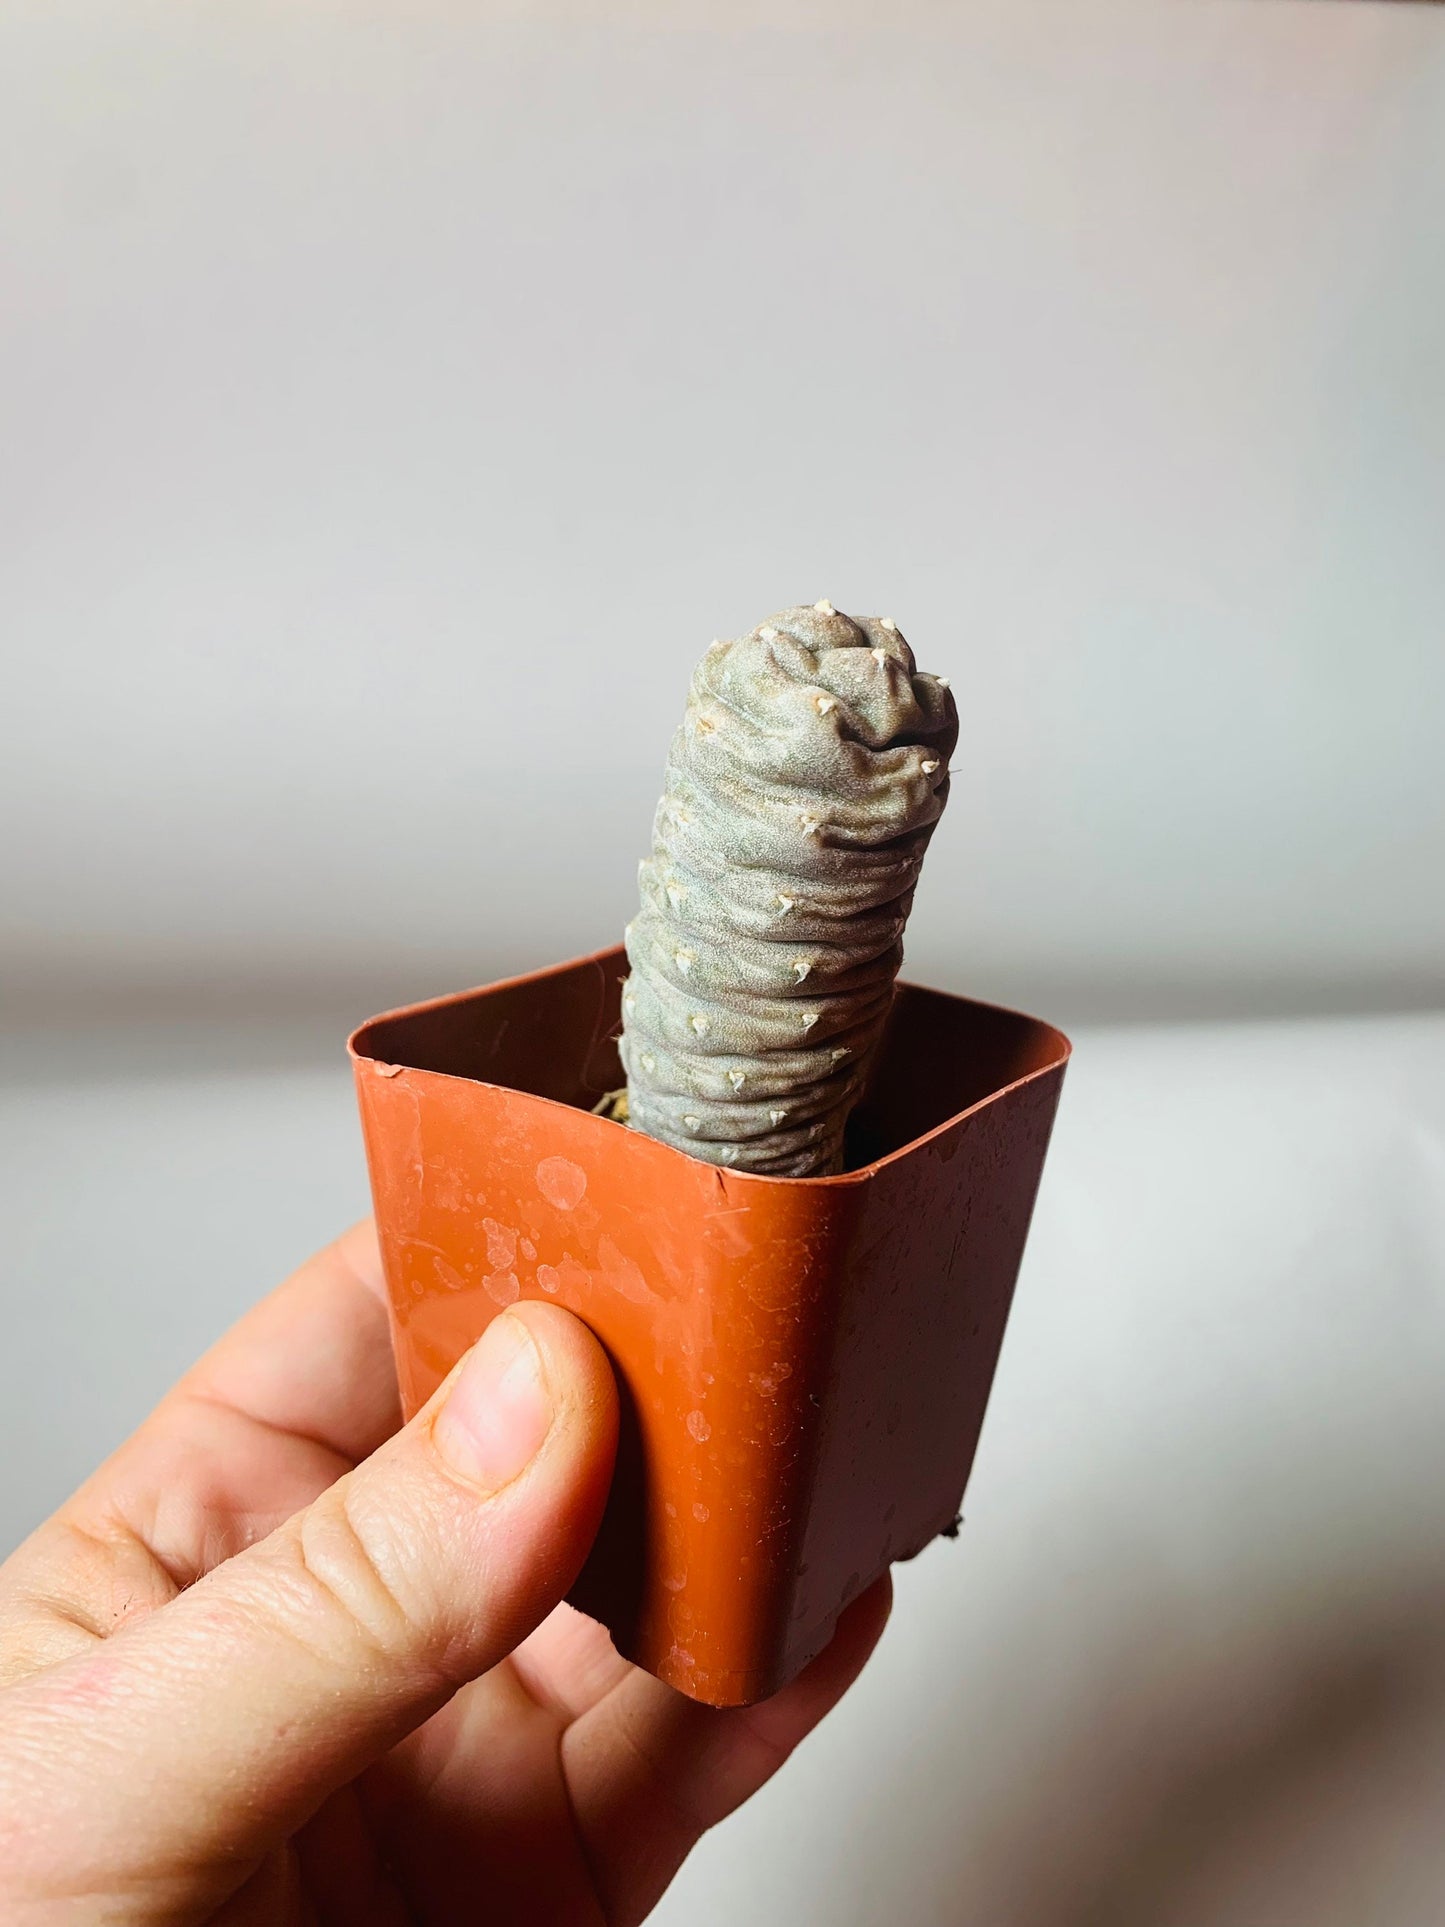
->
[[619, 602, 958, 1176]]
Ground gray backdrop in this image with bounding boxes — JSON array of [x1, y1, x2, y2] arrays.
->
[[4, 0, 1442, 1046]]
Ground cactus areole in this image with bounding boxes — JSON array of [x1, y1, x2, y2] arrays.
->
[[618, 601, 959, 1177]]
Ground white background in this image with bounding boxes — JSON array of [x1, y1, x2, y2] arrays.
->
[[3, 0, 1442, 1036]]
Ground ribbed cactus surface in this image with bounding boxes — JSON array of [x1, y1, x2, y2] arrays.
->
[[618, 602, 958, 1176]]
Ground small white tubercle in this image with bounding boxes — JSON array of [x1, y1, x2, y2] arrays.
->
[[793, 960, 812, 983], [813, 598, 835, 614]]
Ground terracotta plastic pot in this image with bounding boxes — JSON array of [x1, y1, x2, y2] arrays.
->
[[351, 944, 1069, 1708]]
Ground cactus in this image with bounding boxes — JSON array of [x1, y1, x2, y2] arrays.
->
[[618, 601, 958, 1176]]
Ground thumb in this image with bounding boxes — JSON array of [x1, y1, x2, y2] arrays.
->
[[0, 1301, 617, 1906]]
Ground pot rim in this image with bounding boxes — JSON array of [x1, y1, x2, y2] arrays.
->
[[348, 942, 1072, 1192]]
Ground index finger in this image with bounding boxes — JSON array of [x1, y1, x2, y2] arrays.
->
[[0, 1222, 402, 1680]]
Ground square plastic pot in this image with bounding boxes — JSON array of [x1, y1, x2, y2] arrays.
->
[[350, 943, 1069, 1708]]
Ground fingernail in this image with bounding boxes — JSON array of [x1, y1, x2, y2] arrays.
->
[[432, 1314, 554, 1493]]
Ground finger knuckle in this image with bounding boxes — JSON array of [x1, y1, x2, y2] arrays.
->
[[272, 1487, 439, 1680]]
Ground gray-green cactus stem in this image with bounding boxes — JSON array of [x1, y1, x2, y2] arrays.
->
[[618, 601, 958, 1176]]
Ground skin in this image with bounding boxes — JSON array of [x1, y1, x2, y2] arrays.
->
[[0, 1220, 889, 1926]]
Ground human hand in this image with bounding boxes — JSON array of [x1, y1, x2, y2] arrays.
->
[[0, 1222, 889, 1925]]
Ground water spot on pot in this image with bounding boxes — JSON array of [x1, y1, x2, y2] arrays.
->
[[767, 1402, 798, 1447], [750, 1362, 792, 1397], [663, 1571, 687, 1593], [692, 1502, 710, 1523], [482, 1218, 518, 1269], [668, 1605, 698, 1650], [536, 1156, 587, 1211], [664, 1501, 677, 1518], [433, 1255, 466, 1293], [686, 1409, 712, 1443], [597, 1234, 651, 1305], [434, 1169, 467, 1212], [519, 1237, 536, 1261], [667, 1646, 696, 1672], [536, 1264, 560, 1294], [542, 1252, 591, 1305], [484, 1270, 520, 1306]]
